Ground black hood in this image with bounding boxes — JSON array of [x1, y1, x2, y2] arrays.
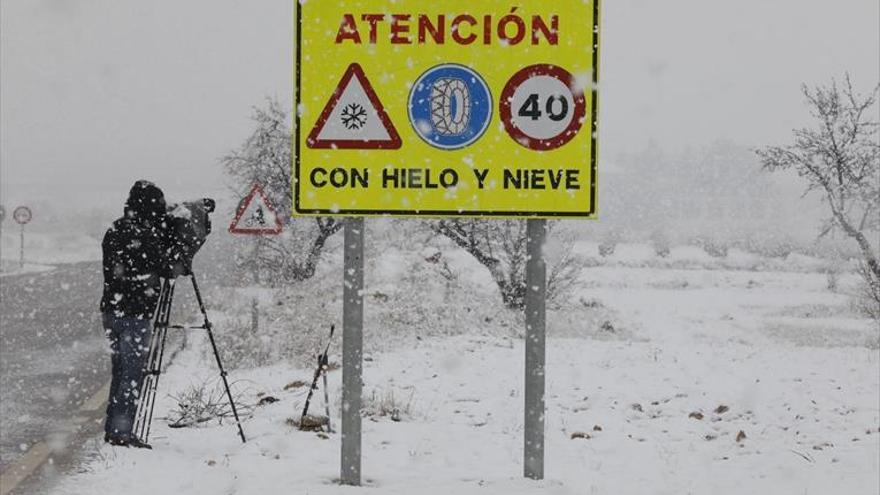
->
[[124, 180, 166, 222]]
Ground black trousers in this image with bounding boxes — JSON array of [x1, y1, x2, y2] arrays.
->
[[102, 313, 152, 437]]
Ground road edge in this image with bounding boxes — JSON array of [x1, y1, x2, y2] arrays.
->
[[0, 381, 109, 495]]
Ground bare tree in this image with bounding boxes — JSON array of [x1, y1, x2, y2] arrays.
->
[[433, 219, 581, 309], [222, 98, 342, 284], [757, 75, 880, 310]]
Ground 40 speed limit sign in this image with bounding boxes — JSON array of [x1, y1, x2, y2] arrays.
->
[[294, 0, 600, 218]]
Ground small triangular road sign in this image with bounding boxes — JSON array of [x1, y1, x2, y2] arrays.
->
[[229, 184, 283, 235], [307, 63, 402, 150]]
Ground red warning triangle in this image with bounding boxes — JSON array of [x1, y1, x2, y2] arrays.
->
[[307, 63, 402, 150], [228, 184, 283, 235]]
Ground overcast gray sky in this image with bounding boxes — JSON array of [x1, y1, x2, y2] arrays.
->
[[1, 0, 878, 212]]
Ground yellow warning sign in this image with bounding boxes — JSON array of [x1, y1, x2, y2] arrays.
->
[[295, 0, 600, 218]]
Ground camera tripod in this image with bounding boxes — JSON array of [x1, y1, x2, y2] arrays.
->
[[132, 273, 247, 444]]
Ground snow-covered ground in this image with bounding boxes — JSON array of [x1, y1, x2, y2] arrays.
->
[[0, 231, 100, 275], [50, 246, 879, 495]]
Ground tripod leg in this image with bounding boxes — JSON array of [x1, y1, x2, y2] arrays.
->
[[137, 324, 165, 442], [322, 370, 332, 433], [143, 283, 174, 442], [133, 279, 174, 442], [133, 280, 168, 439], [190, 275, 247, 444]]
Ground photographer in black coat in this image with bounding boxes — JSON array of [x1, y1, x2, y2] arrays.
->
[[100, 180, 172, 448]]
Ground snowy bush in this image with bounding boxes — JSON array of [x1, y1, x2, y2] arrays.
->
[[545, 230, 585, 308], [208, 281, 341, 370], [650, 230, 671, 258], [166, 377, 253, 428], [693, 236, 730, 258], [367, 249, 520, 341], [759, 239, 796, 259], [362, 387, 415, 422], [598, 237, 617, 257], [431, 219, 585, 309]]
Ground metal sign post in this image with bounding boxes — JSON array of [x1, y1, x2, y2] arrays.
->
[[0, 205, 5, 272], [12, 206, 32, 269], [341, 217, 364, 486], [524, 219, 547, 479]]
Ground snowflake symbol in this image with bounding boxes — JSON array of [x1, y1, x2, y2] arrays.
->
[[340, 103, 368, 130]]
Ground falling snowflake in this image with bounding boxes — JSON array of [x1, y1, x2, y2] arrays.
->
[[340, 103, 367, 130]]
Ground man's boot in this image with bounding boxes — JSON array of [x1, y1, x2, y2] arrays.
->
[[126, 436, 153, 450], [104, 433, 129, 447]]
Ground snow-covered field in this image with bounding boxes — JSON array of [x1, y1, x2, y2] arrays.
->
[[0, 231, 100, 275], [50, 245, 879, 495]]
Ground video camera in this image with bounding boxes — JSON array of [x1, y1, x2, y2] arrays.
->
[[165, 198, 215, 277]]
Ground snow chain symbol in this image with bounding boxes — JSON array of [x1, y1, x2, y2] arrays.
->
[[408, 64, 492, 150], [430, 78, 471, 136]]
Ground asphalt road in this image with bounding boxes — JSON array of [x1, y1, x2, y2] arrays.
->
[[0, 262, 107, 474]]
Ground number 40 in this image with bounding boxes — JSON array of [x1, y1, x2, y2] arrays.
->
[[518, 94, 569, 122]]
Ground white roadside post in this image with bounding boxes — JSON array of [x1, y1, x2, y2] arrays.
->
[[251, 240, 261, 333], [227, 183, 284, 352], [341, 217, 364, 486], [524, 219, 547, 479]]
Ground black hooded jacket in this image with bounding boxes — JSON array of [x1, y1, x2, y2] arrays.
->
[[100, 181, 171, 319]]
